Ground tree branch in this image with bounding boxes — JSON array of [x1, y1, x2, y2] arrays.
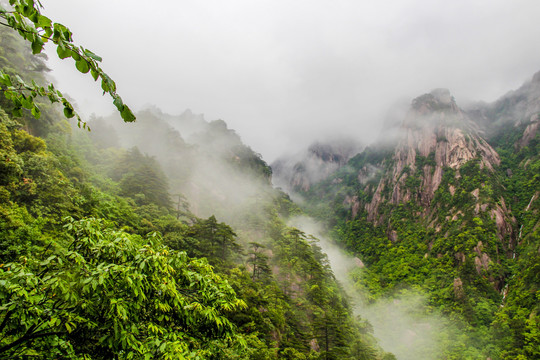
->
[[0, 329, 66, 354], [0, 310, 13, 334]]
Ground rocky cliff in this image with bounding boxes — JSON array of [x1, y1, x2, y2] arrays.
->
[[366, 89, 502, 224]]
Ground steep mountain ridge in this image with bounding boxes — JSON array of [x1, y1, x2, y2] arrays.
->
[[468, 70, 540, 135]]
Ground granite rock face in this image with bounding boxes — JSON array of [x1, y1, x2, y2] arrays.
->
[[366, 89, 501, 223]]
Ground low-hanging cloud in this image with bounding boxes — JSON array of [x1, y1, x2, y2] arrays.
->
[[41, 0, 540, 162]]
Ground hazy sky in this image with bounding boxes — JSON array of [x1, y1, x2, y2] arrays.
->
[[42, 0, 540, 161]]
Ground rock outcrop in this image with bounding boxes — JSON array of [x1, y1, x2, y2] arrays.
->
[[517, 113, 539, 150], [366, 89, 501, 222]]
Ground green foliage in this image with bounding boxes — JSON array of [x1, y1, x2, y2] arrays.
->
[[179, 215, 243, 269], [298, 114, 540, 358], [0, 100, 378, 359], [0, 0, 135, 125], [0, 217, 246, 358], [112, 147, 172, 208], [488, 120, 540, 359], [247, 242, 272, 281]]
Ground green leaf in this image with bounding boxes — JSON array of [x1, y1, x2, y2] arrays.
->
[[121, 105, 136, 123], [83, 48, 102, 62], [28, 10, 39, 23], [63, 106, 74, 118], [37, 15, 52, 29], [57, 45, 71, 59], [22, 4, 34, 17], [101, 79, 109, 93], [0, 72, 13, 87], [31, 36, 44, 54], [63, 28, 73, 42], [21, 95, 33, 109], [76, 59, 90, 74], [91, 68, 99, 81], [71, 50, 81, 61], [31, 105, 41, 119], [44, 27, 52, 39], [100, 74, 116, 93], [113, 96, 123, 111], [12, 97, 22, 108]]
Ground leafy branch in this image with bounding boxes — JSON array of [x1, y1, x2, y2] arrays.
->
[[0, 0, 135, 124]]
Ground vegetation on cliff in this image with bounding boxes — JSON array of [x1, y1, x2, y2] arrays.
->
[[295, 86, 540, 359]]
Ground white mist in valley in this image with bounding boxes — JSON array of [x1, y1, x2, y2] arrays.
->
[[288, 216, 452, 360]]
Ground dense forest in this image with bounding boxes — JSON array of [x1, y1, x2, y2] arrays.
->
[[1, 1, 539, 359]]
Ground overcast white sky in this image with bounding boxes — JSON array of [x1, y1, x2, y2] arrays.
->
[[42, 0, 540, 161]]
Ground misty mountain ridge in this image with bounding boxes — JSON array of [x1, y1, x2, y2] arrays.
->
[[271, 137, 363, 193], [87, 106, 273, 224], [284, 74, 537, 235], [464, 70, 540, 135], [274, 71, 540, 196]]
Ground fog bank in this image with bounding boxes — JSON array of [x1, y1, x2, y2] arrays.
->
[[288, 216, 455, 360]]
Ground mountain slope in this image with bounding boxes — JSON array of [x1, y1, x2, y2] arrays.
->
[[292, 76, 540, 359]]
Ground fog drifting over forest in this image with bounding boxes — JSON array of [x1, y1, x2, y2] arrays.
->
[[42, 0, 540, 161]]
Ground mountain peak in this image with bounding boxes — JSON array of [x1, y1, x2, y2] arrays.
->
[[532, 70, 540, 83], [411, 88, 458, 114]]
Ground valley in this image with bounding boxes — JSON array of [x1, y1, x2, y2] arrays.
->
[[0, 2, 538, 358]]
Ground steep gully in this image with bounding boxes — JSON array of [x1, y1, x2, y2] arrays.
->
[[290, 216, 447, 360]]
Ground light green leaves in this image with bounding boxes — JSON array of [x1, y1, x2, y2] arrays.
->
[[30, 104, 40, 118], [83, 48, 102, 62], [75, 59, 89, 73], [36, 14, 51, 29], [113, 95, 123, 111], [0, 217, 244, 357], [63, 105, 74, 119], [0, 69, 83, 124], [121, 104, 136, 122], [30, 36, 43, 54], [0, 72, 13, 87], [56, 44, 71, 59]]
